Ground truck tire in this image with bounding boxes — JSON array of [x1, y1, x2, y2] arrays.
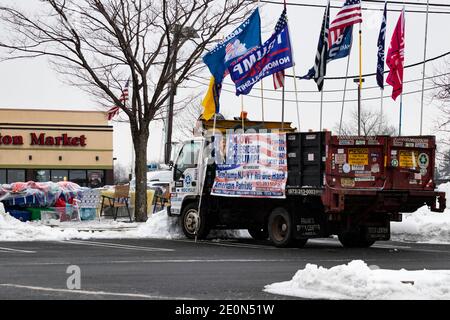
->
[[247, 226, 269, 240], [338, 232, 375, 248], [268, 207, 294, 247], [180, 202, 209, 239]]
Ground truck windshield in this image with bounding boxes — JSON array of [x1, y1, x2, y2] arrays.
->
[[174, 141, 201, 180]]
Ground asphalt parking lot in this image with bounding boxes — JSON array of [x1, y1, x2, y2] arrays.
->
[[1, 237, 450, 300]]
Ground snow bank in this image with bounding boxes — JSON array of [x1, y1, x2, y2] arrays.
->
[[0, 202, 249, 241], [391, 183, 450, 244], [264, 260, 450, 300], [0, 202, 183, 241]]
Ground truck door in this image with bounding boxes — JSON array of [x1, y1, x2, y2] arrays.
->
[[169, 140, 202, 215]]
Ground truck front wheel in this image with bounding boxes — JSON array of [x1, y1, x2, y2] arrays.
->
[[268, 208, 294, 247], [180, 202, 209, 239]]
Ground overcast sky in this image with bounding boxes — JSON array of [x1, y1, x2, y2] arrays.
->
[[0, 0, 449, 169]]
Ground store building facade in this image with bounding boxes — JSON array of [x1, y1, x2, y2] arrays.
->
[[0, 108, 114, 187]]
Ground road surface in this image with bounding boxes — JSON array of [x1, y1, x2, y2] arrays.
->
[[0, 237, 449, 300]]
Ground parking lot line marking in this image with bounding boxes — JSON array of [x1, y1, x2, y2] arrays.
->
[[0, 246, 36, 254], [0, 258, 354, 267], [174, 239, 277, 249], [373, 244, 412, 249], [0, 284, 193, 300], [61, 240, 174, 252]]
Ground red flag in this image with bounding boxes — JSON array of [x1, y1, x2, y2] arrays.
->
[[386, 9, 405, 101]]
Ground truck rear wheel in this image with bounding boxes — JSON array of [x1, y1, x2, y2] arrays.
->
[[180, 202, 209, 239], [338, 232, 375, 248], [247, 226, 269, 240], [268, 208, 294, 247]]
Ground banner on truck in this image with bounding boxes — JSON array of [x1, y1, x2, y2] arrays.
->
[[212, 133, 288, 198]]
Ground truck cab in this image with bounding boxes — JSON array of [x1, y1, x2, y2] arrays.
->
[[168, 137, 207, 219]]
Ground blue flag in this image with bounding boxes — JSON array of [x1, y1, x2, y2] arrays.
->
[[376, 2, 387, 89], [301, 2, 330, 91], [203, 8, 262, 85], [327, 25, 353, 63], [227, 10, 293, 96]]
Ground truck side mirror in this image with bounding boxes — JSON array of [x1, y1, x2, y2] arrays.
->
[[168, 160, 174, 169]]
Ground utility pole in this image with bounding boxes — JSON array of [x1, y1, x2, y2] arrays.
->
[[164, 29, 179, 165], [164, 25, 199, 164]]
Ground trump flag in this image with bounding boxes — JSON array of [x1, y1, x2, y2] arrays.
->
[[227, 11, 293, 96]]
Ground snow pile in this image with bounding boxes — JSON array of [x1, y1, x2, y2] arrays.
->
[[0, 202, 183, 241], [264, 260, 450, 300], [392, 183, 450, 243], [0, 202, 249, 241]]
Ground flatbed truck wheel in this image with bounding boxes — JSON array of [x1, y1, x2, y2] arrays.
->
[[247, 226, 269, 240], [338, 232, 376, 248], [268, 207, 294, 247], [180, 202, 209, 239]]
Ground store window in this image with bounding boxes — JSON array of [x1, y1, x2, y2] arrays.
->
[[88, 170, 104, 188], [35, 170, 50, 182], [0, 169, 6, 184], [51, 170, 69, 182], [7, 169, 25, 184], [70, 170, 87, 186]]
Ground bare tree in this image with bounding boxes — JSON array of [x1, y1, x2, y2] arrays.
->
[[336, 108, 397, 137], [433, 61, 450, 138], [172, 100, 203, 142], [114, 163, 130, 184], [0, 0, 254, 221]]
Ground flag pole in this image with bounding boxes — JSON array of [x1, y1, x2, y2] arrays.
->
[[281, 85, 285, 130], [292, 66, 301, 132], [339, 53, 352, 135], [320, 89, 324, 131], [257, 0, 265, 125], [241, 95, 245, 131], [399, 94, 403, 136], [358, 20, 362, 136], [379, 89, 384, 133], [419, 0, 430, 135], [261, 79, 265, 123]]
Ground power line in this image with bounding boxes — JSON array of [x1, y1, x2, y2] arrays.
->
[[363, 0, 450, 8], [216, 84, 444, 104], [191, 72, 450, 94], [258, 0, 450, 14], [291, 51, 450, 80]]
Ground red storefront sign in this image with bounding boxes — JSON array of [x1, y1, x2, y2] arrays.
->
[[0, 132, 87, 147]]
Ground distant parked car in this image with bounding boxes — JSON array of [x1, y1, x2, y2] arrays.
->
[[130, 170, 172, 191]]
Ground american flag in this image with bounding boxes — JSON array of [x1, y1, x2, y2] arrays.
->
[[107, 106, 120, 120], [107, 79, 130, 120], [273, 8, 288, 90], [119, 79, 130, 102], [328, 0, 362, 47]]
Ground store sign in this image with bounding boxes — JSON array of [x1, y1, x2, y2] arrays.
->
[[0, 132, 87, 147], [30, 133, 87, 147], [0, 134, 24, 145]]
